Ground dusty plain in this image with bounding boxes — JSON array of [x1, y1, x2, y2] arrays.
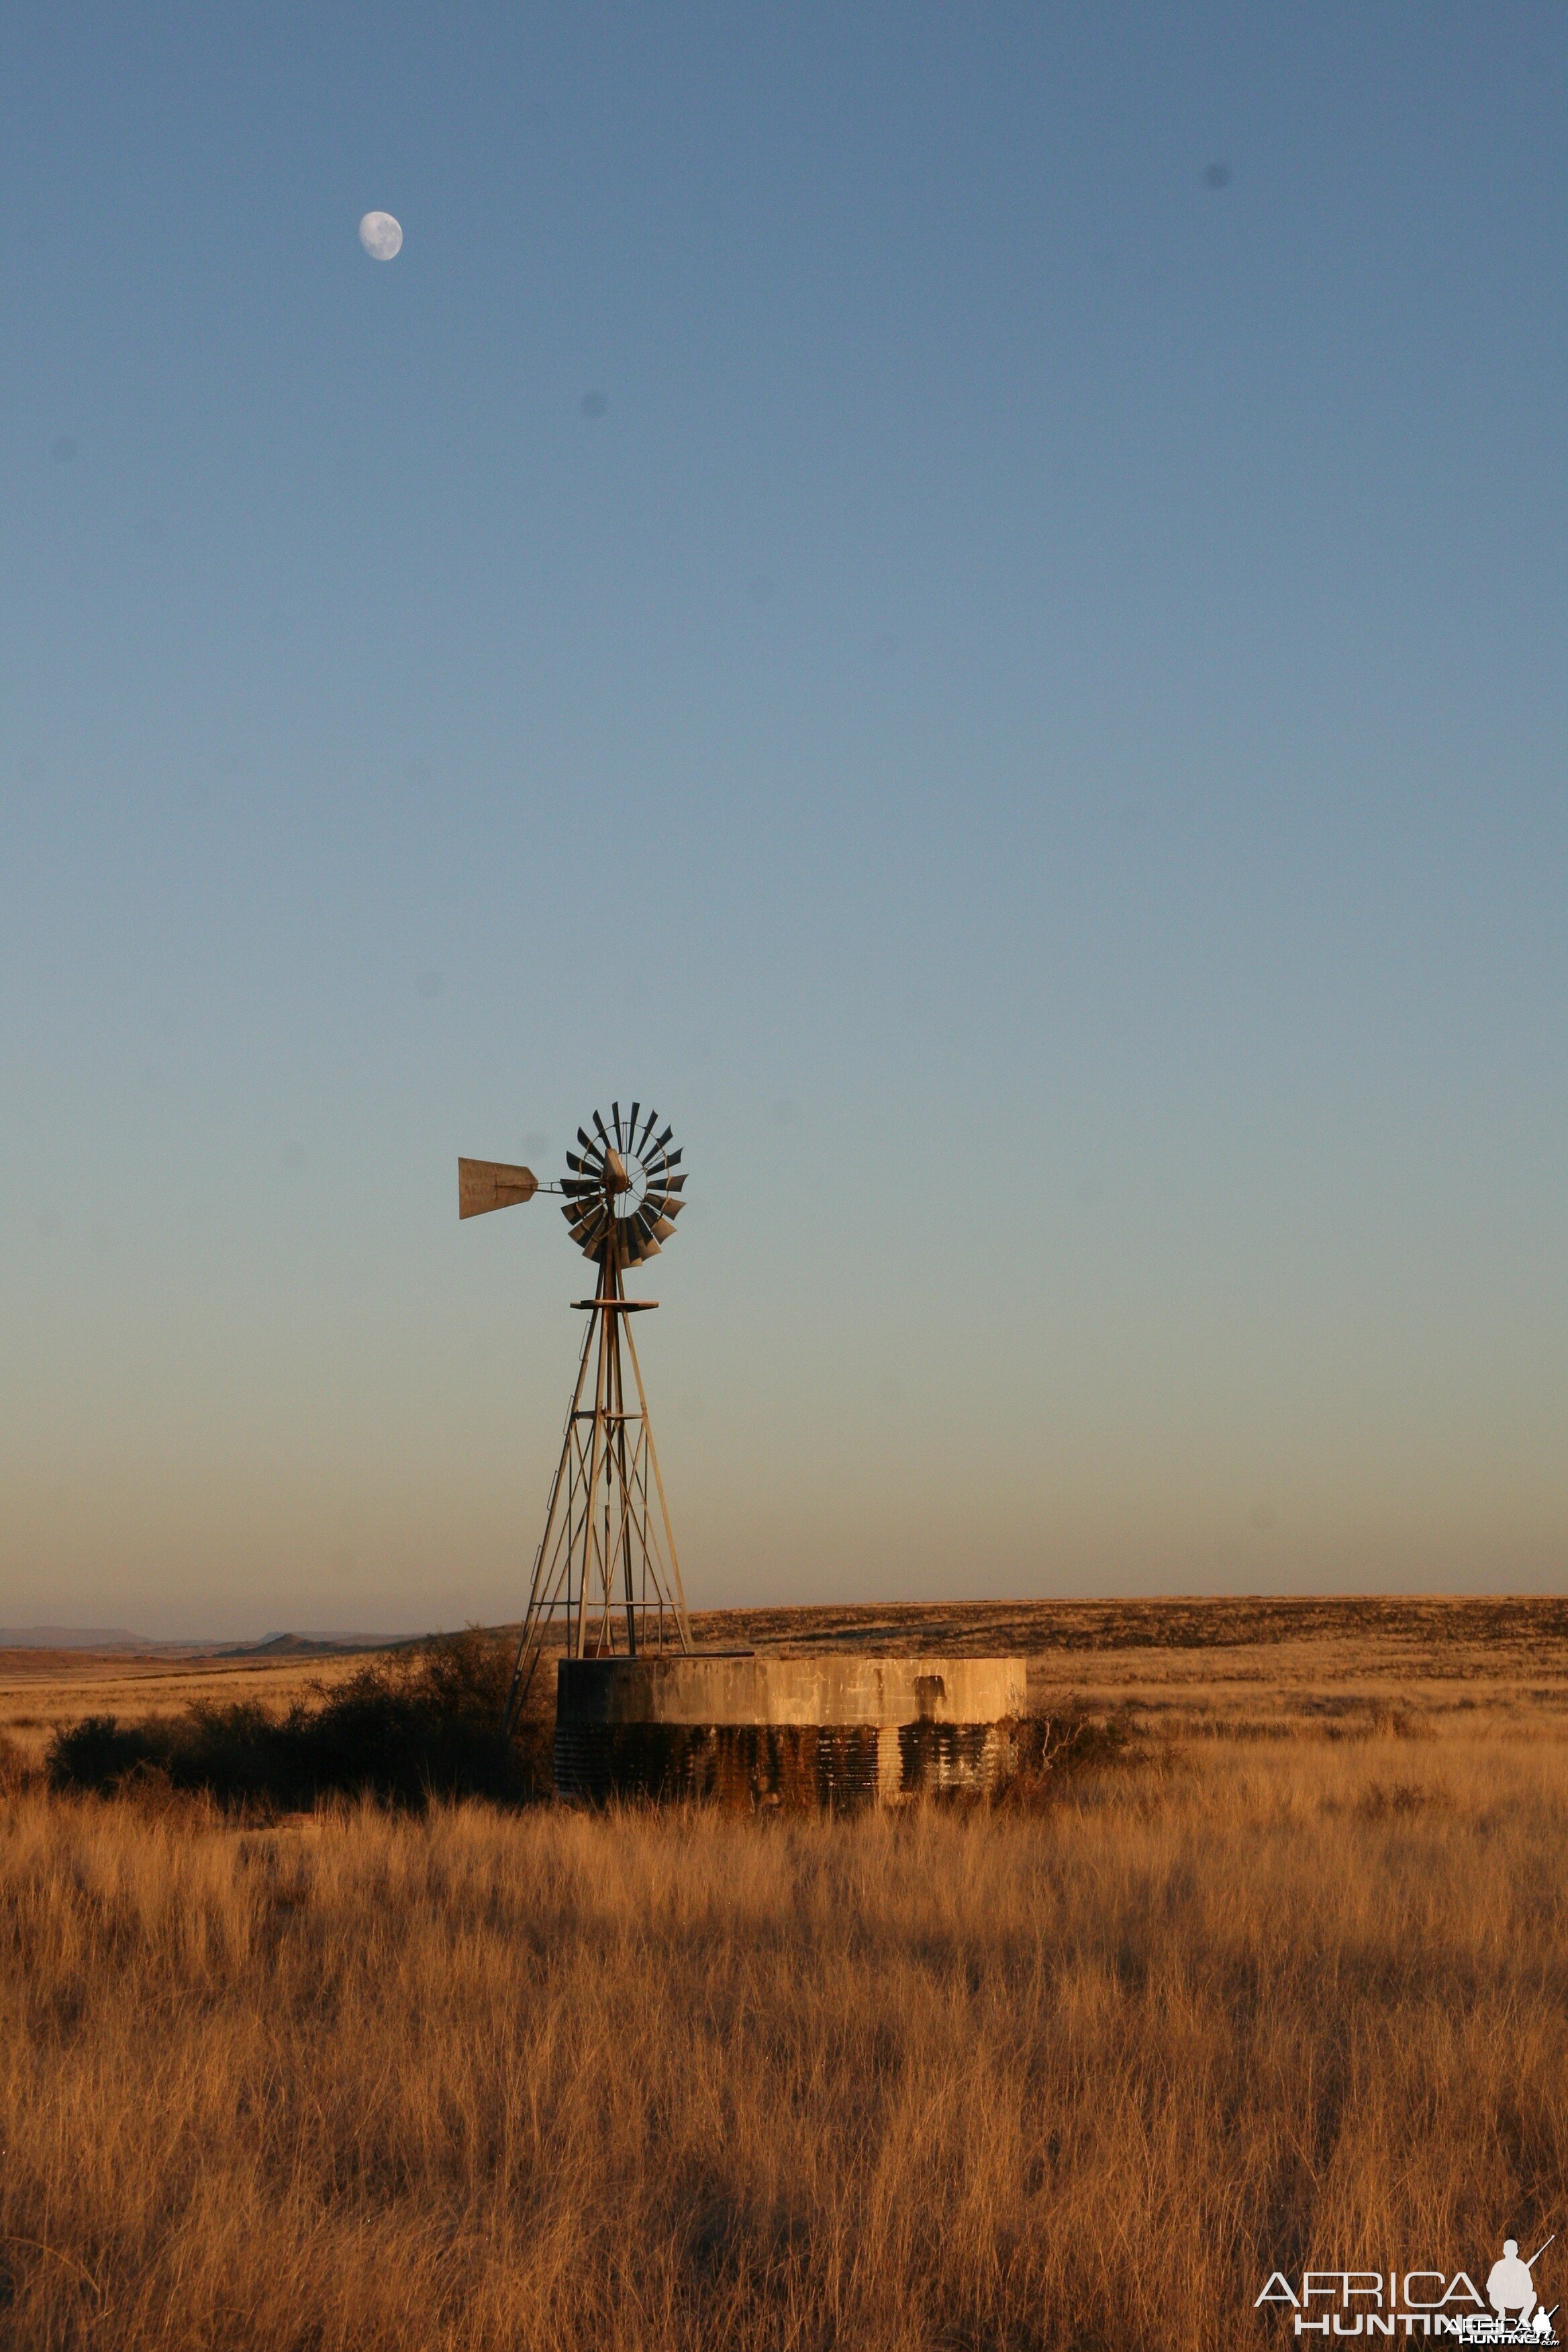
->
[[2, 1596, 1566, 2352]]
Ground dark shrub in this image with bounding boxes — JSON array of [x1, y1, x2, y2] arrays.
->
[[48, 1630, 550, 1811], [48, 1715, 164, 1793], [990, 1708, 1144, 1811]]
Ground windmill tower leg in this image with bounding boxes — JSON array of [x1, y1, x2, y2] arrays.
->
[[621, 1312, 691, 1654], [502, 1305, 596, 1733]]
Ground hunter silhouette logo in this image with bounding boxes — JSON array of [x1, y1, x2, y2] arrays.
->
[[1255, 2233, 1558, 2341], [1486, 2239, 1556, 2340]]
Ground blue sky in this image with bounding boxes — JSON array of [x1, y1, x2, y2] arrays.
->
[[2, 4, 1565, 1634]]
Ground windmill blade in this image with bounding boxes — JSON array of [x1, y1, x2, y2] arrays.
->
[[577, 1125, 605, 1161], [611, 1101, 624, 1148], [458, 1159, 538, 1219], [638, 1106, 658, 1155], [626, 1102, 640, 1155], [592, 1109, 611, 1148], [650, 1216, 677, 1241], [653, 1124, 673, 1152], [661, 1148, 683, 1173]]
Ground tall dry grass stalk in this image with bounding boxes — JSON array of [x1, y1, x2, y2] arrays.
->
[[3, 1732, 1567, 2350]]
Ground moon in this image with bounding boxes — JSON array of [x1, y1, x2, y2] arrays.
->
[[358, 211, 403, 261]]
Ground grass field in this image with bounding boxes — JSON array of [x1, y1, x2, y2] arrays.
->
[[3, 1600, 1566, 2350]]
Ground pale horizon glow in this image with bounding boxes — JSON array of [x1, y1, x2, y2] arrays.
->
[[1, 5, 1565, 1638]]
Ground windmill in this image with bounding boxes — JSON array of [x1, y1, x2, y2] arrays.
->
[[458, 1103, 692, 1732]]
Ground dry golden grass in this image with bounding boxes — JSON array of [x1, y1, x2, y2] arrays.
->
[[4, 1715, 1567, 2349]]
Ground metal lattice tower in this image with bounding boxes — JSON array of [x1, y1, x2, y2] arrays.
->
[[457, 1102, 692, 1730]]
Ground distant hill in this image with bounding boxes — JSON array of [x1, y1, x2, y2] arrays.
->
[[0, 1626, 147, 1650], [215, 1632, 401, 1658], [0, 1626, 401, 1656]]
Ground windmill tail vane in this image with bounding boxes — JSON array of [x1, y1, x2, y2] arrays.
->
[[458, 1103, 692, 1734]]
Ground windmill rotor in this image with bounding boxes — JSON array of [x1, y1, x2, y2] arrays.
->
[[557, 1106, 687, 1269]]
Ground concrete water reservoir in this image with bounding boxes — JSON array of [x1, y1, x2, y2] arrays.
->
[[554, 1653, 1027, 1806]]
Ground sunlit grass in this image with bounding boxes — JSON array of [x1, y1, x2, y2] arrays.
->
[[3, 1727, 1566, 2349]]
